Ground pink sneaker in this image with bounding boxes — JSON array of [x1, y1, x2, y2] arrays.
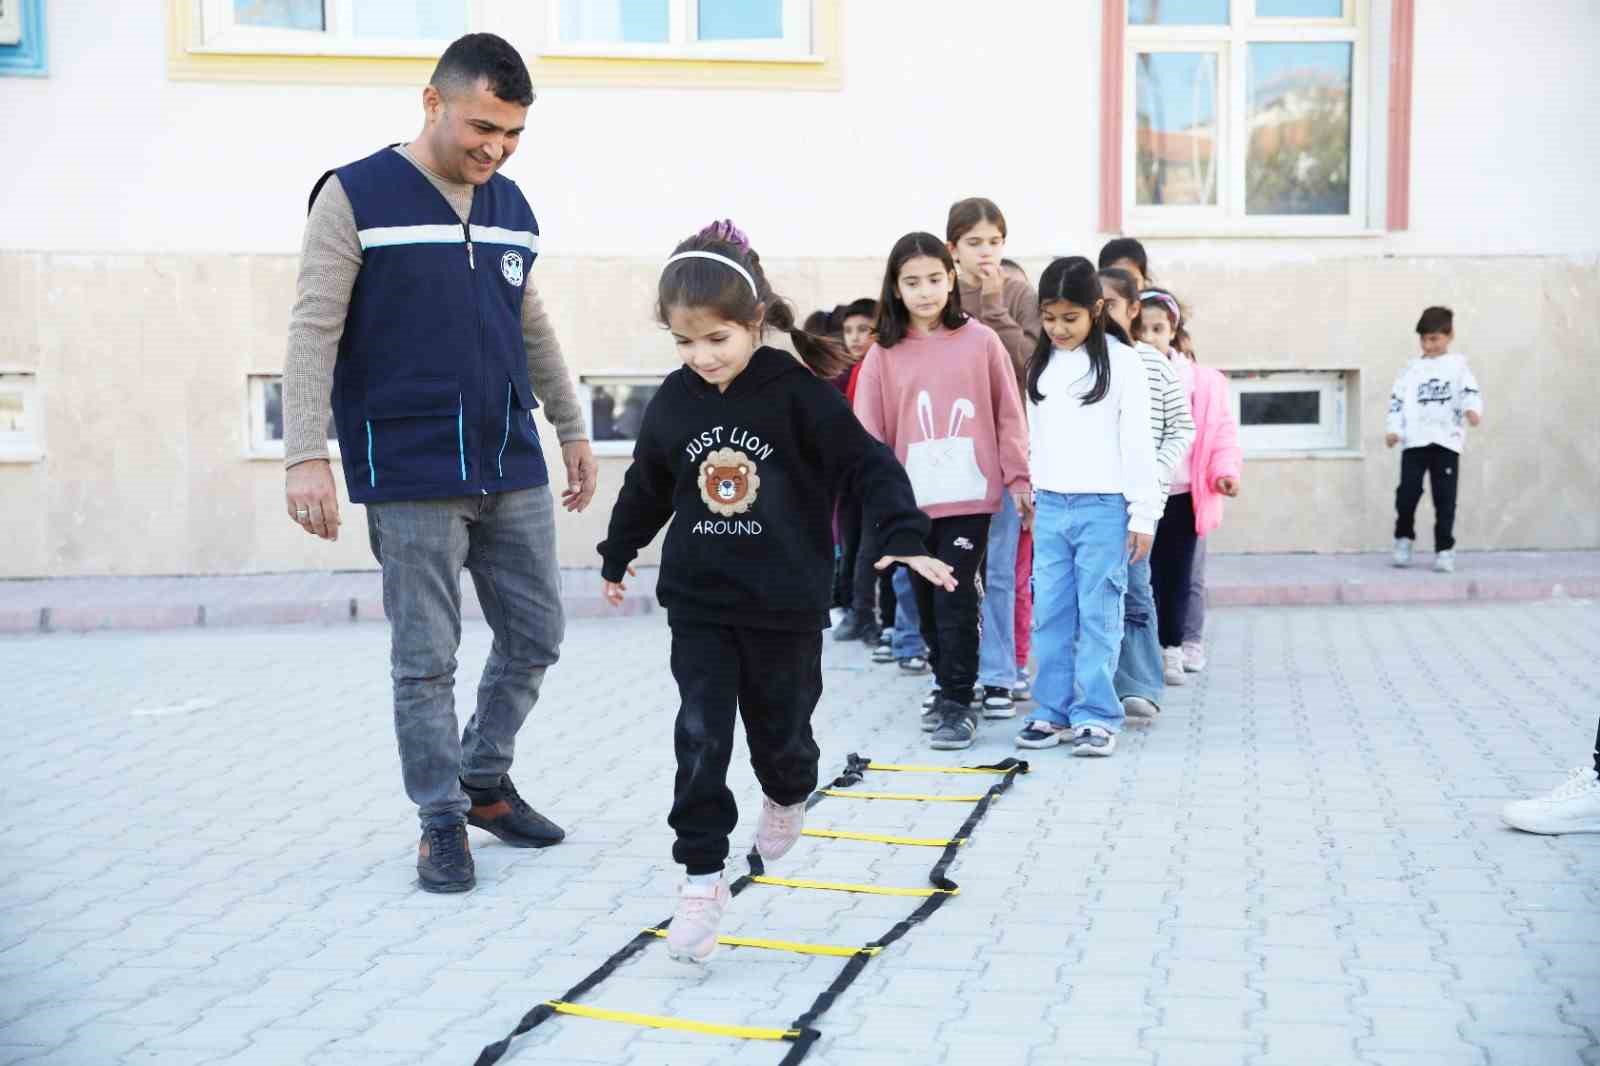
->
[[666, 876, 730, 964], [755, 795, 806, 862]]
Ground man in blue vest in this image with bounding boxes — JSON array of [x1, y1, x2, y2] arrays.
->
[[282, 34, 596, 893]]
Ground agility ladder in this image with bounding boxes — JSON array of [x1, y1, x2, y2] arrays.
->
[[473, 752, 1028, 1065]]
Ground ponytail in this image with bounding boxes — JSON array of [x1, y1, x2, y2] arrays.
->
[[657, 218, 848, 380], [765, 296, 850, 379]]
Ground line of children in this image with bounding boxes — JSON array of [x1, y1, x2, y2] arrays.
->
[[597, 220, 956, 963]]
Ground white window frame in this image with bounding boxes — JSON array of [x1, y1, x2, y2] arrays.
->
[[579, 371, 667, 458], [246, 374, 340, 461], [544, 0, 817, 63], [195, 0, 472, 58], [1125, 0, 1369, 236], [0, 0, 23, 47], [1227, 368, 1351, 454], [0, 371, 43, 463]]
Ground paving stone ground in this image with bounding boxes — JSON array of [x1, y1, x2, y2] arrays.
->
[[0, 602, 1597, 1066]]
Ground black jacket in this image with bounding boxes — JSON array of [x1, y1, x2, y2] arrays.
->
[[598, 346, 930, 631]]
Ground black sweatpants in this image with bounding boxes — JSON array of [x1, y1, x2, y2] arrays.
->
[[834, 494, 861, 609], [912, 513, 991, 706], [1150, 491, 1199, 649], [852, 520, 897, 628], [668, 623, 823, 875], [1395, 444, 1460, 551]]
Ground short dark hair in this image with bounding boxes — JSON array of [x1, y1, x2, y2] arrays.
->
[[1097, 237, 1149, 279], [1416, 305, 1453, 335], [840, 297, 877, 323], [431, 33, 534, 106]]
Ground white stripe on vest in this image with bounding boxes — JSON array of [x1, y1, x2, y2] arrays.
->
[[468, 226, 539, 251], [355, 224, 539, 252], [357, 224, 465, 250]]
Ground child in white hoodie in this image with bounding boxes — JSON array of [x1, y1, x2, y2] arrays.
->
[[1385, 306, 1483, 573]]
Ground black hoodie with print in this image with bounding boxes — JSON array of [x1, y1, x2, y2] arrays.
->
[[598, 346, 930, 631]]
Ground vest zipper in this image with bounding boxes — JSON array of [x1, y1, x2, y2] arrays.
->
[[461, 221, 475, 270]]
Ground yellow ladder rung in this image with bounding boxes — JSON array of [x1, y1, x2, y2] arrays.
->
[[866, 762, 1013, 775], [545, 1001, 799, 1040], [752, 875, 957, 898], [647, 929, 880, 958], [821, 789, 987, 802], [802, 827, 963, 847]]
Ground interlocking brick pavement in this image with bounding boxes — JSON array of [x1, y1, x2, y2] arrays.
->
[[0, 601, 1596, 1065]]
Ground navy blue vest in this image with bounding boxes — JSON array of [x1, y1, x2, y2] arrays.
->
[[323, 147, 549, 504]]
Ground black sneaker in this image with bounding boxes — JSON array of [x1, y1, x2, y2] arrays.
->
[[463, 775, 566, 848], [871, 643, 896, 663], [980, 686, 1016, 719], [877, 629, 894, 648], [929, 698, 978, 750], [833, 611, 870, 642], [418, 822, 475, 893], [858, 623, 883, 646], [921, 687, 942, 711], [920, 699, 943, 732], [898, 656, 929, 674]]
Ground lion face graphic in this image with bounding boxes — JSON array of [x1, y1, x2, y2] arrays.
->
[[698, 447, 761, 517]]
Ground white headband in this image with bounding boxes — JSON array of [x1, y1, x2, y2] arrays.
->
[[663, 251, 760, 303]]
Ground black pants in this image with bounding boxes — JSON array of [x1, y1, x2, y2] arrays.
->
[[1395, 444, 1460, 551], [668, 623, 822, 875], [1150, 491, 1199, 649], [833, 495, 860, 609], [852, 520, 897, 628], [912, 514, 991, 706]]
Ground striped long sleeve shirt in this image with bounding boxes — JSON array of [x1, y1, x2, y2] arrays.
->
[[1135, 342, 1195, 497]]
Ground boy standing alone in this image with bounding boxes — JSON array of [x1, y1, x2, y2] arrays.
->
[[1386, 306, 1483, 572]]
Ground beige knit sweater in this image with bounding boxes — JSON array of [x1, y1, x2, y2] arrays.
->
[[282, 145, 587, 469]]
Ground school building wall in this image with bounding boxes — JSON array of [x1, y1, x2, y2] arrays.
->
[[1, 0, 1596, 579]]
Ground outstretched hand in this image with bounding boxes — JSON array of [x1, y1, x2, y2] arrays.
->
[[602, 565, 637, 607], [876, 554, 958, 592]]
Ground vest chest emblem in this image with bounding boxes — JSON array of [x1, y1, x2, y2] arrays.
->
[[500, 250, 525, 288]]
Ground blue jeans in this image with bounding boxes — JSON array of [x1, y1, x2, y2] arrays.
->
[[1031, 492, 1129, 733], [367, 486, 565, 830], [890, 566, 927, 659], [1113, 554, 1163, 708], [978, 492, 1022, 690]]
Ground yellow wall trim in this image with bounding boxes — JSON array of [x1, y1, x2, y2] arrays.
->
[[166, 1, 841, 91]]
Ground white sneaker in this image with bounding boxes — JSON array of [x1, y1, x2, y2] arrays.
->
[[755, 795, 805, 862], [1122, 695, 1159, 719], [1393, 538, 1414, 567], [1181, 640, 1207, 673], [665, 876, 731, 964], [1433, 549, 1456, 573], [1071, 725, 1117, 757], [1162, 647, 1187, 686], [1500, 768, 1600, 835]]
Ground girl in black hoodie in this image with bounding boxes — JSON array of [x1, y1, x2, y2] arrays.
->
[[598, 220, 955, 964]]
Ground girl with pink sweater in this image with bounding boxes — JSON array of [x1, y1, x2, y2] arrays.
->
[[853, 232, 1031, 751], [1137, 288, 1241, 684]]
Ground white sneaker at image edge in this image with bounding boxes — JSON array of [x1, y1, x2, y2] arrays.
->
[[1500, 768, 1600, 835]]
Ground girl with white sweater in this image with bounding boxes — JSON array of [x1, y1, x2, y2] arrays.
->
[[1015, 257, 1162, 756]]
